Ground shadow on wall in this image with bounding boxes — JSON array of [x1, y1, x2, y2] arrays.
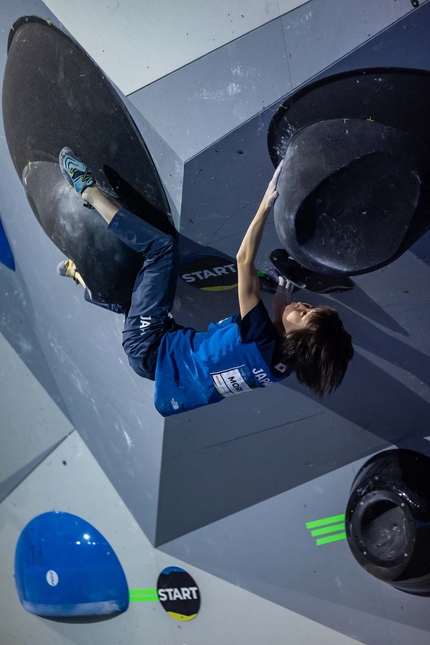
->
[[155, 27, 430, 544], [157, 251, 430, 545], [157, 347, 430, 544]]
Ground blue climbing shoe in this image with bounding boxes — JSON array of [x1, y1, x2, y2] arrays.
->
[[59, 147, 96, 195]]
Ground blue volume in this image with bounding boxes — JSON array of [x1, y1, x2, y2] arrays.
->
[[14, 511, 129, 617], [0, 219, 15, 270]]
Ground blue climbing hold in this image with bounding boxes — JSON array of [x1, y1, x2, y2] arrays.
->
[[15, 511, 129, 617], [0, 219, 15, 270]]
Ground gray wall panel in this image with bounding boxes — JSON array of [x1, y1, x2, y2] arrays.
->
[[129, 0, 421, 168], [0, 4, 167, 542], [0, 168, 164, 537], [180, 110, 276, 245], [309, 1, 430, 79], [159, 6, 430, 644], [281, 0, 418, 89], [0, 189, 164, 539], [160, 461, 393, 644], [172, 47, 430, 555], [0, 259, 69, 417], [118, 87, 185, 221], [158, 406, 389, 544], [129, 18, 291, 161], [0, 438, 67, 503], [162, 441, 430, 641], [2, 1, 430, 643], [0, 4, 68, 413], [1, 430, 367, 645], [40, 0, 290, 94]]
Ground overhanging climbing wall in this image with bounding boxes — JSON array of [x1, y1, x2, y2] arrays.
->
[[1, 1, 430, 644]]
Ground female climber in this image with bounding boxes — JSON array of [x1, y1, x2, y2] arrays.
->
[[58, 148, 354, 416]]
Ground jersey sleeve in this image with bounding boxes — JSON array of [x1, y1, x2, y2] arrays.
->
[[235, 299, 276, 342], [234, 300, 283, 371]]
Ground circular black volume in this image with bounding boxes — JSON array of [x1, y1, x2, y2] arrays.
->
[[346, 449, 430, 594], [268, 68, 430, 276], [2, 16, 173, 303]]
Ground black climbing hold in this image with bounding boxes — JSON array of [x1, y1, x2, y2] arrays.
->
[[270, 249, 353, 293], [3, 16, 173, 303], [346, 449, 430, 594], [268, 68, 430, 276]]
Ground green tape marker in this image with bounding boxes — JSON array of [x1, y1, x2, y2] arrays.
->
[[129, 589, 159, 603], [310, 522, 345, 537], [305, 514, 345, 529], [316, 532, 347, 546]]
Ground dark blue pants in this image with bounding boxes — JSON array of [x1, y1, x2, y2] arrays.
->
[[85, 207, 179, 380]]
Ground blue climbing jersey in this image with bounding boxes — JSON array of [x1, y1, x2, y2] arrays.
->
[[154, 300, 290, 416]]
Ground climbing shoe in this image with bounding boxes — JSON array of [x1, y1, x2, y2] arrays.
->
[[59, 147, 96, 195], [57, 259, 80, 284]]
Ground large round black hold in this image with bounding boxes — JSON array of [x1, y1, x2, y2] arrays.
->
[[269, 68, 430, 277], [2, 16, 173, 303], [346, 449, 430, 594]]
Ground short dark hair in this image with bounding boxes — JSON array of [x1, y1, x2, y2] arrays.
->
[[278, 306, 354, 397]]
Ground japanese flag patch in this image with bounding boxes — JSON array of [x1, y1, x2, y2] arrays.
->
[[274, 362, 287, 373]]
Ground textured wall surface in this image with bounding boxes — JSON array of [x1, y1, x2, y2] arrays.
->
[[1, 0, 430, 643], [40, 0, 310, 93]]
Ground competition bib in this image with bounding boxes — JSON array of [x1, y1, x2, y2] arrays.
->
[[211, 366, 253, 397]]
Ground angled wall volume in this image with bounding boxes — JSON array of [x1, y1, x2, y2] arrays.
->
[[3, 16, 172, 303], [1, 1, 430, 644], [0, 218, 14, 270]]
